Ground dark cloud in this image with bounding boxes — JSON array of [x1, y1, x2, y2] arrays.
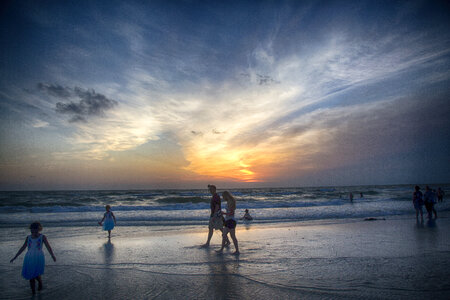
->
[[37, 83, 118, 122], [239, 73, 279, 86], [191, 130, 203, 136], [212, 129, 226, 134], [66, 115, 87, 123], [37, 83, 72, 98], [257, 74, 278, 86]]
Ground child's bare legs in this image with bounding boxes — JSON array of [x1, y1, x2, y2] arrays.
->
[[36, 275, 43, 291], [221, 228, 230, 246], [108, 230, 111, 238], [229, 229, 239, 254], [29, 278, 36, 294], [217, 227, 230, 252]]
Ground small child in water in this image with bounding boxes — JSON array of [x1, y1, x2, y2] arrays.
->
[[98, 205, 116, 238], [242, 209, 253, 221], [10, 221, 56, 294]]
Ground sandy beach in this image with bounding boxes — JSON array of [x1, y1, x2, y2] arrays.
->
[[1, 213, 450, 299]]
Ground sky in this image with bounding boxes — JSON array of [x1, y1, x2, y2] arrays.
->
[[0, 0, 449, 190]]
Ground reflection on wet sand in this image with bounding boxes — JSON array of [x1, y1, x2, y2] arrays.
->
[[100, 238, 115, 297], [205, 249, 242, 299], [103, 238, 115, 266]]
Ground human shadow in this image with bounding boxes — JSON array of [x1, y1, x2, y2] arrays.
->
[[103, 238, 115, 266]]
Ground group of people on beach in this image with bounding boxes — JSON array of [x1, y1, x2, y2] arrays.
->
[[10, 183, 446, 295], [412, 185, 444, 222], [200, 184, 251, 255], [202, 185, 240, 254], [9, 184, 249, 294]]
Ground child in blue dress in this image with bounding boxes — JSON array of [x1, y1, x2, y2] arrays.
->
[[98, 205, 116, 238], [10, 221, 56, 294]]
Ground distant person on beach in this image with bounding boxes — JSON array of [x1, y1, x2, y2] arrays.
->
[[217, 191, 240, 255], [349, 193, 353, 202], [202, 184, 229, 248], [360, 193, 363, 198], [413, 185, 424, 222], [437, 187, 444, 203], [98, 205, 116, 238], [242, 209, 253, 221], [10, 222, 56, 295], [423, 186, 437, 219]]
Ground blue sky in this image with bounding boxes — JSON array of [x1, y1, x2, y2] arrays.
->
[[0, 0, 449, 190]]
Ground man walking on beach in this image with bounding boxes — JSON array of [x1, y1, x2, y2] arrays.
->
[[202, 184, 229, 247]]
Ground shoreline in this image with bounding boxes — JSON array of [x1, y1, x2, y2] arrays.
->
[[1, 211, 448, 240], [1, 213, 450, 299]]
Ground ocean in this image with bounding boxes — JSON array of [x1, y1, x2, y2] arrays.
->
[[1, 184, 449, 229]]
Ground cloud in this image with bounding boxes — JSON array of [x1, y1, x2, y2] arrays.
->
[[32, 119, 50, 128], [56, 88, 118, 121], [212, 129, 226, 134], [191, 131, 203, 136], [239, 73, 279, 86], [257, 74, 278, 85], [37, 83, 72, 98], [37, 83, 118, 122]]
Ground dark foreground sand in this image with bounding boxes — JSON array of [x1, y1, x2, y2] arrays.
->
[[1, 214, 450, 299]]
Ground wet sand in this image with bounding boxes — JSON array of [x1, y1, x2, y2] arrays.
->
[[1, 214, 450, 299]]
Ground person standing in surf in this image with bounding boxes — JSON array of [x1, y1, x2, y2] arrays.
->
[[10, 222, 56, 295], [98, 205, 116, 238], [423, 186, 437, 219], [413, 185, 424, 222], [202, 184, 229, 248]]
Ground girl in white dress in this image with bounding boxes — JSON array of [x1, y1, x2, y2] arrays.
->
[[98, 205, 116, 238], [10, 222, 56, 294]]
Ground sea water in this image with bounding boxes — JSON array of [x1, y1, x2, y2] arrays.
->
[[1, 184, 449, 229]]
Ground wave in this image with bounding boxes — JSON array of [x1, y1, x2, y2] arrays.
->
[[155, 197, 209, 204], [3, 207, 449, 228], [1, 197, 414, 216], [0, 198, 359, 213]]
